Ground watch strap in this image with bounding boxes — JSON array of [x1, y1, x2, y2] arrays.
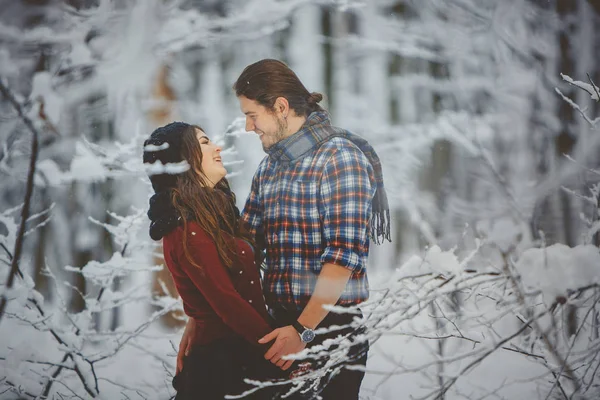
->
[[292, 320, 306, 335]]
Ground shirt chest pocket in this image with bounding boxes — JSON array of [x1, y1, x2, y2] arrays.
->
[[292, 179, 317, 197], [286, 179, 319, 218]]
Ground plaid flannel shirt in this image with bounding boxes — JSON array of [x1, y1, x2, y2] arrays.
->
[[242, 135, 376, 311]]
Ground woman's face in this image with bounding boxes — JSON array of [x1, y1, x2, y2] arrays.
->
[[195, 129, 226, 187]]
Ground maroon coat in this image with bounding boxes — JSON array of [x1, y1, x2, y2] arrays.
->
[[162, 221, 272, 347]]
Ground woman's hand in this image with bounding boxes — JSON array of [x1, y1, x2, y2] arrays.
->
[[176, 319, 195, 374]]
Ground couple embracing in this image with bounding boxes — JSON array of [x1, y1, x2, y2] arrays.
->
[[143, 59, 391, 399]]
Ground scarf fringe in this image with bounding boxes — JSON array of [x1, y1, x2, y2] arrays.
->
[[369, 187, 391, 244]]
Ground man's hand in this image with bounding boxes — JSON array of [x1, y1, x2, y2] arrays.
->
[[176, 319, 195, 374], [258, 325, 306, 371]]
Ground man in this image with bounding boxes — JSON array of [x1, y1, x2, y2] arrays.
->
[[233, 59, 391, 399]]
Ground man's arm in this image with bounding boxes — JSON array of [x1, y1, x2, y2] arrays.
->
[[259, 262, 351, 370], [297, 263, 351, 329]]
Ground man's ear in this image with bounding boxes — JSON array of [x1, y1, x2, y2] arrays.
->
[[274, 97, 290, 117]]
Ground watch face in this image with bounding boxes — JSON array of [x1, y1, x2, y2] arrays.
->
[[301, 329, 315, 343]]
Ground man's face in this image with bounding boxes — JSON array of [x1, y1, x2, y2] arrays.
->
[[238, 95, 287, 151]]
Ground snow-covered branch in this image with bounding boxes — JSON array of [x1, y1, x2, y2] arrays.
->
[[0, 80, 40, 326]]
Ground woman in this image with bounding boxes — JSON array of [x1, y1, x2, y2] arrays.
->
[[143, 122, 285, 399]]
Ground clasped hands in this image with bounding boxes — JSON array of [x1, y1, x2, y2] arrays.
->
[[176, 322, 305, 374], [259, 325, 306, 371]]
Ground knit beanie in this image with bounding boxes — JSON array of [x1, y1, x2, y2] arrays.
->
[[142, 121, 191, 192]]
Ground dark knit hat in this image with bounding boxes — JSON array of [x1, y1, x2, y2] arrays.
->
[[143, 121, 192, 192]]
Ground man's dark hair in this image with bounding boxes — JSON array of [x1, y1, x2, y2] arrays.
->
[[233, 59, 324, 117]]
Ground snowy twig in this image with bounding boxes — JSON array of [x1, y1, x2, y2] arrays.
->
[[502, 252, 580, 395], [1, 379, 38, 399], [23, 203, 55, 237], [546, 292, 600, 399], [0, 80, 39, 327], [24, 295, 99, 398], [555, 88, 598, 128], [587, 73, 600, 102], [561, 73, 600, 102], [40, 238, 134, 398], [421, 308, 551, 400]]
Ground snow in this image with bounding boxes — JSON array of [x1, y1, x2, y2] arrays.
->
[[1, 0, 599, 399], [0, 48, 19, 77], [516, 244, 600, 305], [69, 142, 108, 182], [144, 160, 190, 176], [29, 71, 64, 126], [143, 142, 170, 152], [395, 245, 461, 277], [561, 73, 600, 102], [64, 251, 163, 287], [2, 331, 48, 395]]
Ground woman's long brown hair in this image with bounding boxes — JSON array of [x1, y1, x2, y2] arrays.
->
[[171, 124, 254, 271]]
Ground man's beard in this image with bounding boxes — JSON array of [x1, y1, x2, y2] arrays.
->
[[262, 116, 288, 152]]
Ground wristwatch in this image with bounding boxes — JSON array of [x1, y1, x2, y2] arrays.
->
[[292, 320, 316, 343]]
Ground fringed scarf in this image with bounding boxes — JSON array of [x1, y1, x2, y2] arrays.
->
[[267, 111, 391, 244]]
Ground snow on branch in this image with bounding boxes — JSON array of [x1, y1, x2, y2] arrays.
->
[[561, 73, 600, 102], [0, 203, 181, 398], [262, 242, 600, 399], [0, 80, 40, 327], [556, 73, 600, 128], [555, 88, 599, 128]]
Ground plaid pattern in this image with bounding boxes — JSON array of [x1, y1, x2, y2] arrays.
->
[[269, 112, 390, 244], [242, 113, 376, 311], [268, 113, 383, 189]]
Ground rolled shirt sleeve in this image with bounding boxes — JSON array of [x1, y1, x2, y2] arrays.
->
[[318, 145, 375, 272]]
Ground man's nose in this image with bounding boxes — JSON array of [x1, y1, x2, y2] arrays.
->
[[245, 118, 254, 132]]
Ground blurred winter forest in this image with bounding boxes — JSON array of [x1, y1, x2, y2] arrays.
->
[[1, 0, 599, 399]]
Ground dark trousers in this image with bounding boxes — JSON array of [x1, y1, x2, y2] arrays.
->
[[172, 312, 369, 400], [271, 307, 370, 400], [313, 348, 368, 400], [173, 336, 287, 400]]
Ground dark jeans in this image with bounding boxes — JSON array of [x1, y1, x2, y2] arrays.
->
[[172, 336, 288, 400], [271, 307, 370, 400]]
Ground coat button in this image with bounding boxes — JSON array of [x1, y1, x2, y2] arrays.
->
[[248, 300, 253, 303], [250, 281, 254, 284], [191, 232, 196, 235], [241, 250, 245, 254], [239, 270, 243, 274]]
